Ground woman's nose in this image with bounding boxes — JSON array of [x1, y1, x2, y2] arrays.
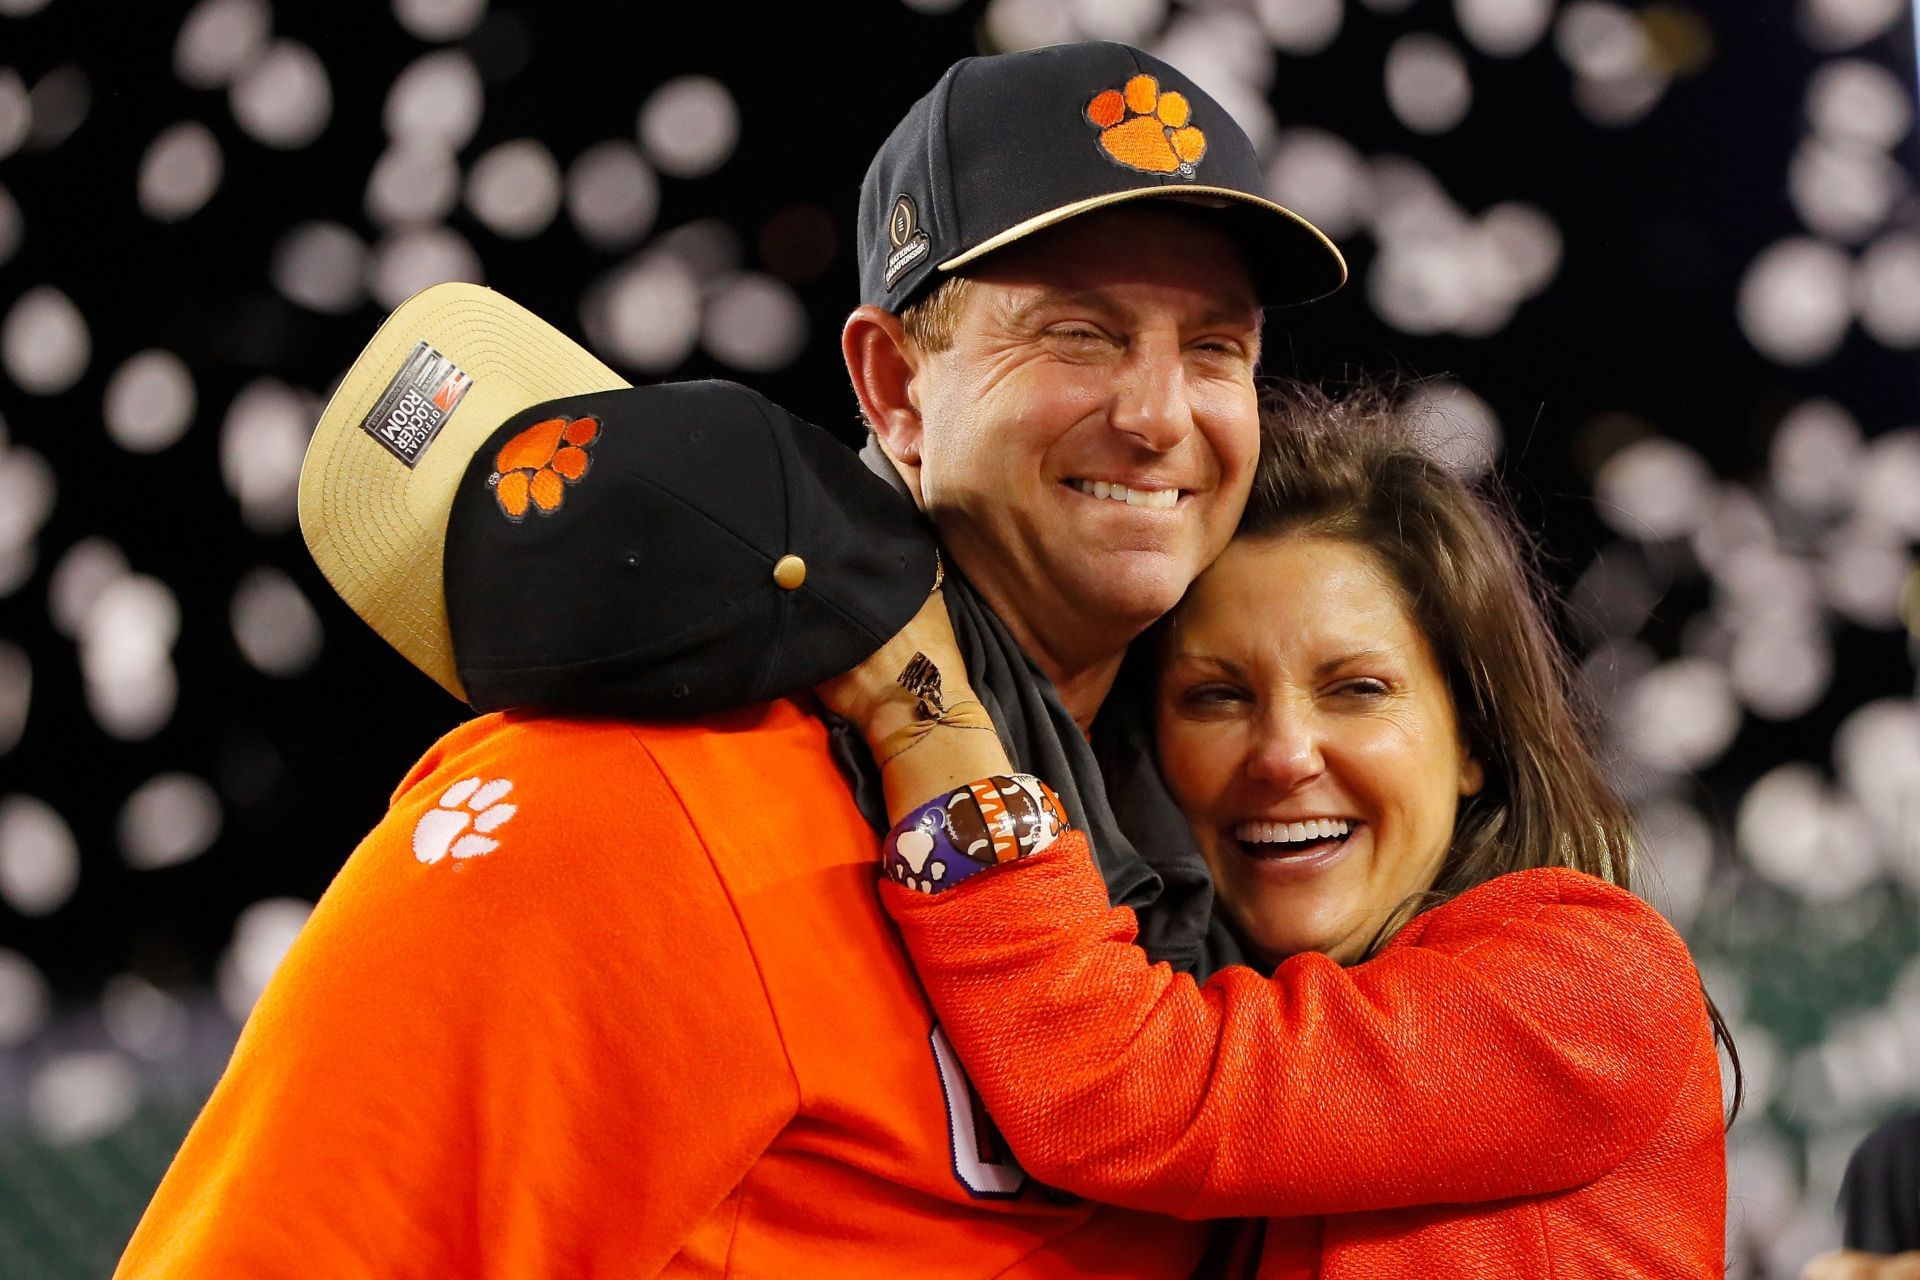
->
[[1243, 708, 1325, 790]]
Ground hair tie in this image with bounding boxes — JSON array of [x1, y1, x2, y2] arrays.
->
[[874, 649, 1001, 764]]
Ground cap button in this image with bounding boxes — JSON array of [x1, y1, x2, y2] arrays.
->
[[772, 554, 807, 590]]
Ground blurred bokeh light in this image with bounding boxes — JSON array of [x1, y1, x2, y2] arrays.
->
[[0, 2, 1916, 1277]]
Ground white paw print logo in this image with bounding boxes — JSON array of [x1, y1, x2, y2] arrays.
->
[[892, 828, 948, 894], [412, 777, 516, 864]]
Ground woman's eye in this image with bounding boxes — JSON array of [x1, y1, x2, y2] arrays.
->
[[1180, 683, 1248, 708], [1331, 678, 1390, 699]]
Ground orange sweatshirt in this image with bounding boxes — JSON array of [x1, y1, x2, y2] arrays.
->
[[116, 707, 1210, 1279], [884, 833, 1727, 1279]]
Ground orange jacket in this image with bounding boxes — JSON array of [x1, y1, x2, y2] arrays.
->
[[116, 706, 1209, 1279], [884, 834, 1727, 1279]]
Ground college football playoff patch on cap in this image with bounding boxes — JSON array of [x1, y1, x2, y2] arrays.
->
[[884, 194, 931, 287]]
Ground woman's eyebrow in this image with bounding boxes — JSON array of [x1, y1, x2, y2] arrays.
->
[[1171, 652, 1246, 679], [1314, 649, 1396, 678]]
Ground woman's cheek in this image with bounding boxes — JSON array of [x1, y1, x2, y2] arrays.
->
[[1158, 717, 1241, 814]]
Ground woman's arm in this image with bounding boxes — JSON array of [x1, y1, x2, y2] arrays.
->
[[882, 835, 1714, 1221], [818, 595, 1712, 1219]]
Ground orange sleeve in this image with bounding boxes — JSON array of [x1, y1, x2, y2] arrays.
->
[[882, 833, 1710, 1220], [116, 728, 797, 1279]]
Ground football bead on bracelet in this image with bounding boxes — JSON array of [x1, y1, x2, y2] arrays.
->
[[883, 774, 1071, 894]]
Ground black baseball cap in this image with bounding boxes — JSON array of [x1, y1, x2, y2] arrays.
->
[[299, 283, 938, 716], [858, 41, 1347, 311], [444, 382, 940, 717]]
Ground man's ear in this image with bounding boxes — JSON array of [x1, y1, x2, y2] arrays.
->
[[843, 305, 924, 469]]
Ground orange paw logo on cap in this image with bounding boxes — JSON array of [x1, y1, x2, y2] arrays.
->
[[489, 415, 600, 520], [1085, 75, 1206, 177]]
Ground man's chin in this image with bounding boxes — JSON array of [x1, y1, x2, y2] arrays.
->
[[945, 540, 1195, 658], [1052, 560, 1192, 636]]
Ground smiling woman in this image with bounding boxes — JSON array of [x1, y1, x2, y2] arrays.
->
[[830, 380, 1740, 1278], [1151, 382, 1626, 967], [1153, 534, 1487, 967]]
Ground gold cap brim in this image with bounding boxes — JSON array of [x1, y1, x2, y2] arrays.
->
[[297, 283, 628, 701], [937, 185, 1348, 306]]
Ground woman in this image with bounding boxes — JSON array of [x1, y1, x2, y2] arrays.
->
[[820, 383, 1733, 1277]]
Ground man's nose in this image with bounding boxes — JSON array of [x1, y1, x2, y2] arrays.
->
[[1109, 338, 1193, 453], [1244, 706, 1326, 791]]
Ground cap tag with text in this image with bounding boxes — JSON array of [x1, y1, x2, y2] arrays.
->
[[359, 341, 473, 468], [884, 194, 931, 287]]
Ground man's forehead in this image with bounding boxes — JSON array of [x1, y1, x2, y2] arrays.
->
[[960, 206, 1260, 317], [996, 286, 1262, 330]]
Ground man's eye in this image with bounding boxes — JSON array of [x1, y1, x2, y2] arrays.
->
[[1191, 331, 1258, 358]]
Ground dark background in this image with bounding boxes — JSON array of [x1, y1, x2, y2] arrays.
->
[[1, 1, 1916, 1276]]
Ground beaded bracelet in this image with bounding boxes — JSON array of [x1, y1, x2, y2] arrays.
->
[[883, 773, 1072, 895]]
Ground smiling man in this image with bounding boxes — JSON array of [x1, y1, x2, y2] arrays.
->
[[848, 206, 1268, 725], [118, 40, 1343, 1280], [846, 43, 1341, 736]]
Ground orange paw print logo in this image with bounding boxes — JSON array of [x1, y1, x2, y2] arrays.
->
[[1086, 75, 1206, 177], [489, 414, 600, 520]]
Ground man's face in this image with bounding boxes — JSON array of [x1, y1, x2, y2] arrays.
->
[[905, 207, 1262, 660]]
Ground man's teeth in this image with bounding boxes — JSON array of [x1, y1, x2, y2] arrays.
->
[[1234, 818, 1353, 845], [1071, 479, 1179, 510]]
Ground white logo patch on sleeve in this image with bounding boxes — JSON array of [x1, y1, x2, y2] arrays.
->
[[413, 777, 516, 864]]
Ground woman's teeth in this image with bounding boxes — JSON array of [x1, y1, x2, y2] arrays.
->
[[1234, 818, 1353, 846], [1070, 479, 1179, 510]]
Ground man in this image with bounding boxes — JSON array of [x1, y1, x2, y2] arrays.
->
[[116, 41, 1342, 1278], [1804, 1110, 1920, 1280]]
